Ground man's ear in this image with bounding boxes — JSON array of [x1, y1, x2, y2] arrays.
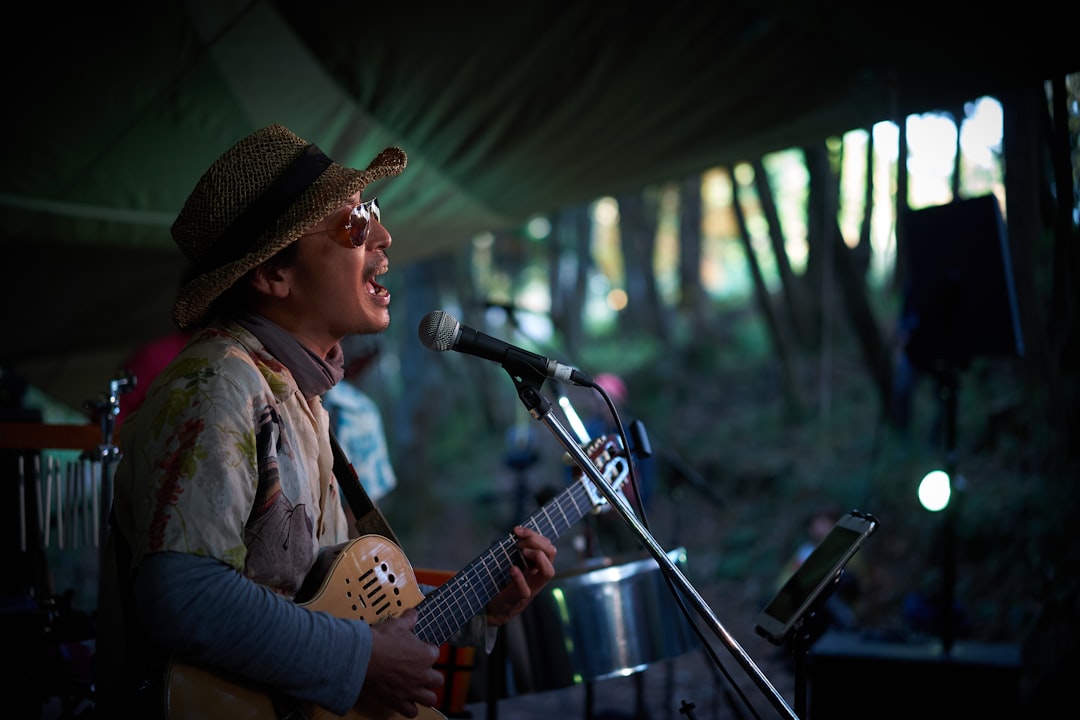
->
[[249, 262, 291, 299]]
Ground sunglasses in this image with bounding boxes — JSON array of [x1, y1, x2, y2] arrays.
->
[[344, 197, 381, 246], [302, 197, 381, 246]]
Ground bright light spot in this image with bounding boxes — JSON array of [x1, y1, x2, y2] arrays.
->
[[906, 112, 960, 207], [872, 121, 899, 161], [607, 288, 628, 311], [918, 470, 952, 512], [959, 97, 1003, 167], [733, 162, 754, 186], [518, 310, 554, 344], [593, 197, 619, 225], [484, 305, 510, 325], [908, 113, 958, 176], [526, 215, 551, 240]]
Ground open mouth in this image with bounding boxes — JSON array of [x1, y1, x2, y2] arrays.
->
[[368, 277, 388, 297], [367, 267, 389, 297]]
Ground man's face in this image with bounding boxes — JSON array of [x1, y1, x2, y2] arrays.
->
[[286, 191, 394, 348]]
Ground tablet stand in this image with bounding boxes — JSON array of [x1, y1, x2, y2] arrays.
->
[[787, 570, 844, 719]]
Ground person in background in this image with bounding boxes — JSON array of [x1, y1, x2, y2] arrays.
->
[[115, 330, 191, 428], [323, 335, 397, 504], [95, 124, 556, 719]]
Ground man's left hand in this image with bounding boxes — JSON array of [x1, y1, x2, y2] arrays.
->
[[485, 526, 557, 626]]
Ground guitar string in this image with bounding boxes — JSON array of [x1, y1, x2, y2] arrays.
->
[[413, 476, 596, 645]]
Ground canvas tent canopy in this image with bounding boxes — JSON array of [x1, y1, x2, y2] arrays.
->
[[1, 0, 1075, 411]]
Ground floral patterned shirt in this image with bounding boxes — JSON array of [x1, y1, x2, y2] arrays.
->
[[111, 321, 351, 598]]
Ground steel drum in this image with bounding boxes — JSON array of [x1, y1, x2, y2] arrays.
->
[[483, 547, 697, 697]]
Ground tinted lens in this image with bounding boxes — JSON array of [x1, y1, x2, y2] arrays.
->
[[347, 197, 380, 247]]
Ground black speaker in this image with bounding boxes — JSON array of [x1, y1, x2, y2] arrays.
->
[[808, 631, 1021, 719], [902, 195, 1024, 370]]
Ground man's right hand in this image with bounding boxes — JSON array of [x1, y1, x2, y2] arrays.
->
[[359, 608, 442, 718]]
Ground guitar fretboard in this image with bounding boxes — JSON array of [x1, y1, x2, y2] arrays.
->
[[412, 439, 620, 646]]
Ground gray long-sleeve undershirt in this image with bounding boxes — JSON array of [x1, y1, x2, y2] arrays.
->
[[133, 551, 370, 715]]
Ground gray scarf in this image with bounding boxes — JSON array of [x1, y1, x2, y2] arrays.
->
[[233, 312, 344, 400]]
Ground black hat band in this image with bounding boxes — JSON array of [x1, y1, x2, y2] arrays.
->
[[191, 143, 333, 276]]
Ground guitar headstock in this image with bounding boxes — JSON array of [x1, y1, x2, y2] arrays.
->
[[574, 434, 631, 513]]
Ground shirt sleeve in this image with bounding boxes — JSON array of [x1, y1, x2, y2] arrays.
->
[[133, 551, 370, 715]]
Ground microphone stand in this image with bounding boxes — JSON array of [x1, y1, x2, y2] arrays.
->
[[507, 367, 798, 720]]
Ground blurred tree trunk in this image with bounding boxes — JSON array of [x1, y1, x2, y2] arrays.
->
[[730, 169, 803, 416], [550, 203, 591, 354], [801, 144, 828, 350], [617, 190, 666, 338], [830, 213, 893, 413], [1001, 81, 1074, 464], [472, 229, 518, 431], [802, 144, 834, 421], [397, 258, 444, 450], [547, 210, 565, 328], [806, 143, 893, 415], [678, 173, 708, 335], [1046, 74, 1080, 463], [1044, 74, 1080, 461], [392, 257, 450, 529], [853, 126, 875, 278], [753, 158, 808, 347], [949, 103, 965, 198], [1045, 76, 1080, 446], [892, 114, 911, 294]]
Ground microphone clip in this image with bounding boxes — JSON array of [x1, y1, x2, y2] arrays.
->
[[506, 362, 554, 420]]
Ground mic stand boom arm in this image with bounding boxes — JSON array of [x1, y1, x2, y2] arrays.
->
[[510, 372, 797, 720]]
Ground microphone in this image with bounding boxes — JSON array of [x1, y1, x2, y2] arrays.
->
[[418, 310, 593, 387]]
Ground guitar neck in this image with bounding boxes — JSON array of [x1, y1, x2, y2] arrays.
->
[[412, 471, 600, 646]]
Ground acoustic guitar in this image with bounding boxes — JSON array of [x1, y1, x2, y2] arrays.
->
[[164, 434, 630, 720]]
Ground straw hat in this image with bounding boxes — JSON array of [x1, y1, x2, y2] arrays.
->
[[170, 124, 407, 329]]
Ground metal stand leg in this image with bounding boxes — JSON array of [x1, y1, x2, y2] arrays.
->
[[791, 618, 816, 719]]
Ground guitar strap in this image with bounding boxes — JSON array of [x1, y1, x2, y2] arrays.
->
[[328, 428, 400, 545]]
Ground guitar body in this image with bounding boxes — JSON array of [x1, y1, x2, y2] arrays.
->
[[164, 535, 442, 720], [163, 434, 629, 720]]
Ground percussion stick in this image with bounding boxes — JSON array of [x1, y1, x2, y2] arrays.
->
[[92, 460, 100, 547], [56, 459, 65, 550], [35, 455, 44, 539], [44, 457, 53, 548], [17, 455, 26, 552]]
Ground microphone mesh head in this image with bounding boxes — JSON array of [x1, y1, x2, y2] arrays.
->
[[418, 310, 459, 351]]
